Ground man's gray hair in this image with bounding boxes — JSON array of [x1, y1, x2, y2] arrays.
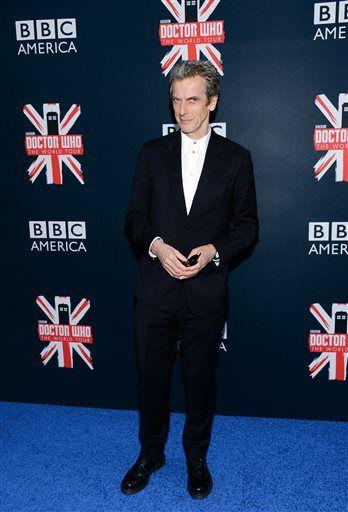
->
[[169, 60, 220, 102]]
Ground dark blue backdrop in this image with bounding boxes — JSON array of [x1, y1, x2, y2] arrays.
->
[[1, 0, 347, 421]]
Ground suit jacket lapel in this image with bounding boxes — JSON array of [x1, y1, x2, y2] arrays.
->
[[165, 128, 222, 224]]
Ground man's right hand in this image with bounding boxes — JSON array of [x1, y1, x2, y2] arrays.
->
[[151, 239, 188, 279]]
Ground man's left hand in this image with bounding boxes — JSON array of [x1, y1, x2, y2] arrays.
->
[[178, 244, 216, 280]]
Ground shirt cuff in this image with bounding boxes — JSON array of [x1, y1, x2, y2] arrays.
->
[[149, 236, 163, 258], [212, 249, 220, 266]]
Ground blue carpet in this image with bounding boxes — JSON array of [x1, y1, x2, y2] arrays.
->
[[0, 402, 346, 512]]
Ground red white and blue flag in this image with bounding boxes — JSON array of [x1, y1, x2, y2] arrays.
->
[[23, 103, 84, 185], [36, 295, 93, 369], [313, 93, 348, 182], [159, 0, 225, 76], [308, 303, 348, 381]]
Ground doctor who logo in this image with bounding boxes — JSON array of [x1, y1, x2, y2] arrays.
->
[[159, 0, 225, 76], [36, 295, 93, 369], [313, 93, 348, 182], [308, 303, 348, 381], [23, 103, 84, 185]]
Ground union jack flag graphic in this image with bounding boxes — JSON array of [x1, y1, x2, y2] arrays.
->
[[313, 93, 348, 182], [23, 103, 84, 185], [159, 0, 225, 76], [36, 295, 93, 369], [308, 303, 348, 381]]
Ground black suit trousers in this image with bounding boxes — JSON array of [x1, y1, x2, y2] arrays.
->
[[134, 281, 227, 460]]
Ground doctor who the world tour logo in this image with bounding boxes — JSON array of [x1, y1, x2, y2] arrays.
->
[[313, 93, 348, 182], [159, 0, 225, 76], [308, 303, 348, 381], [23, 103, 84, 185], [36, 295, 93, 369]]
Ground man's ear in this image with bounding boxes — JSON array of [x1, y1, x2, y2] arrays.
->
[[208, 95, 218, 112]]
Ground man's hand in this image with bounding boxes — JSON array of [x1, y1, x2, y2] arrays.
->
[[151, 238, 189, 279], [152, 240, 216, 280], [178, 244, 216, 280]]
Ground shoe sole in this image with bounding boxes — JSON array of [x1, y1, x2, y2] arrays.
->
[[120, 458, 166, 495], [187, 476, 213, 499]]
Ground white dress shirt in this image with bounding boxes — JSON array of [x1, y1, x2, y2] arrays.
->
[[148, 126, 219, 265]]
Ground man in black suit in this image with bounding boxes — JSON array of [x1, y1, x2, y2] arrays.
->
[[122, 60, 259, 499]]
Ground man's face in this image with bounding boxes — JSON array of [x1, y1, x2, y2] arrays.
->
[[171, 75, 217, 139]]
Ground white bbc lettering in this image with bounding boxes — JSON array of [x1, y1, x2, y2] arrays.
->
[[36, 19, 56, 40], [308, 222, 348, 241], [15, 19, 77, 41], [314, 1, 348, 24], [308, 222, 330, 241], [68, 221, 86, 239], [332, 222, 348, 241], [15, 20, 35, 40], [339, 1, 348, 22], [29, 220, 47, 238], [162, 122, 226, 137], [48, 221, 66, 239], [29, 221, 87, 252], [308, 222, 348, 255], [57, 19, 77, 39], [29, 221, 86, 239], [314, 2, 336, 25]]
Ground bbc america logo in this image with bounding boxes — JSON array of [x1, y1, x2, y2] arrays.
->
[[162, 122, 226, 137], [308, 221, 348, 255], [15, 18, 77, 55], [178, 321, 228, 352], [29, 221, 87, 252], [313, 1, 348, 40]]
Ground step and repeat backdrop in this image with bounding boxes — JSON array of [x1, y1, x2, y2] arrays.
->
[[1, 1, 347, 421]]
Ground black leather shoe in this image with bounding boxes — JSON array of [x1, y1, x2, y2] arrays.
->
[[120, 451, 165, 495], [186, 456, 212, 499]]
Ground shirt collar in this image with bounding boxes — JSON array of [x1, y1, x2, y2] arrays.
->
[[181, 125, 211, 152]]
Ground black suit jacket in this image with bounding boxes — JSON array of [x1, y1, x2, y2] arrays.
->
[[125, 128, 259, 316]]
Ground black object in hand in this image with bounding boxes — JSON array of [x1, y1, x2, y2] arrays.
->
[[184, 253, 201, 266]]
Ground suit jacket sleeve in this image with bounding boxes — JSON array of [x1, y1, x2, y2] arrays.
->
[[124, 143, 158, 259], [211, 150, 259, 268]]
